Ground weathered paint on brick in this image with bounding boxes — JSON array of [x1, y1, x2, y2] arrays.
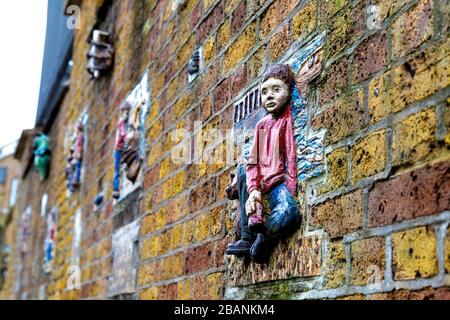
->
[[392, 227, 438, 280]]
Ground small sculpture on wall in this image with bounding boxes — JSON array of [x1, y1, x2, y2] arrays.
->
[[226, 60, 322, 263], [113, 102, 131, 200], [43, 207, 57, 274], [112, 72, 149, 201], [33, 133, 51, 181], [65, 120, 85, 193], [112, 100, 147, 200], [188, 48, 202, 83], [87, 30, 114, 79]]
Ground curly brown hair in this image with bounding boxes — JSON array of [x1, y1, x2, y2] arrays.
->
[[262, 64, 295, 93]]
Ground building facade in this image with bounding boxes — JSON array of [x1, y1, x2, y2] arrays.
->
[[0, 0, 449, 300]]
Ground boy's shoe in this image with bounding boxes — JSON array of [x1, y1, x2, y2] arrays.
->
[[226, 239, 253, 257], [250, 233, 274, 264]]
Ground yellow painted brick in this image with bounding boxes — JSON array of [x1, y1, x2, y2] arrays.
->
[[147, 141, 163, 167], [166, 77, 179, 104], [152, 72, 165, 99], [319, 147, 347, 194], [368, 39, 449, 123], [138, 263, 157, 286], [148, 119, 163, 141], [351, 130, 387, 183], [223, 22, 256, 73], [173, 94, 192, 121], [183, 220, 195, 245], [392, 108, 437, 167], [147, 99, 160, 125], [204, 0, 215, 11], [203, 35, 215, 66], [206, 272, 223, 299], [172, 171, 185, 196], [195, 213, 210, 241], [163, 177, 173, 200], [392, 226, 438, 280], [217, 19, 231, 51], [319, 0, 347, 21], [140, 287, 158, 300], [159, 158, 171, 179], [225, 0, 241, 14], [141, 236, 159, 260], [176, 35, 195, 69], [210, 206, 223, 236], [293, 0, 317, 40], [324, 240, 346, 289], [169, 224, 182, 250], [158, 231, 171, 255], [162, 253, 185, 280], [177, 279, 191, 300]]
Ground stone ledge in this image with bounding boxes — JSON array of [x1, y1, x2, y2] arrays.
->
[[227, 233, 322, 287]]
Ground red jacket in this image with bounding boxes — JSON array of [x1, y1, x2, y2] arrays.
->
[[246, 106, 298, 196]]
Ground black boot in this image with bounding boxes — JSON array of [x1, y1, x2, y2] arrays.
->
[[226, 239, 253, 257], [249, 233, 275, 264]]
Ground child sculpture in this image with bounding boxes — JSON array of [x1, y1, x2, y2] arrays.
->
[[226, 60, 322, 263], [112, 99, 145, 200], [66, 121, 84, 193], [113, 102, 131, 200]]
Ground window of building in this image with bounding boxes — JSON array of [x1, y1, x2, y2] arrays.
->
[[8, 179, 19, 208], [0, 167, 7, 185]]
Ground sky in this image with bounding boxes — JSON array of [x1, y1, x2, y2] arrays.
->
[[0, 1, 48, 152]]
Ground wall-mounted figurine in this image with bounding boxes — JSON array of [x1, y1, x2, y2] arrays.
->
[[33, 133, 51, 181], [226, 59, 322, 263], [43, 207, 57, 274], [87, 30, 114, 79], [65, 111, 88, 195], [188, 48, 202, 83], [113, 72, 150, 201], [65, 121, 84, 193]]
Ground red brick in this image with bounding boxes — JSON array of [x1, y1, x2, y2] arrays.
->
[[312, 91, 365, 145], [319, 57, 349, 105], [144, 165, 161, 190], [311, 190, 363, 238], [231, 1, 247, 35], [353, 31, 387, 84], [230, 65, 247, 98], [214, 77, 231, 111], [368, 162, 450, 228], [167, 283, 178, 300], [197, 3, 225, 45], [214, 237, 229, 267], [190, 179, 217, 212], [192, 1, 202, 27], [191, 276, 207, 300], [185, 242, 214, 274]]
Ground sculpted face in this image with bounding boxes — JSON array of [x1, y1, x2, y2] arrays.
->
[[261, 78, 290, 115]]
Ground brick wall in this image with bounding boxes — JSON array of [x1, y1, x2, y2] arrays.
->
[[3, 0, 449, 300]]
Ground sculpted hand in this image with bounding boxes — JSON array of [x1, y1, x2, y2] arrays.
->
[[246, 190, 262, 216]]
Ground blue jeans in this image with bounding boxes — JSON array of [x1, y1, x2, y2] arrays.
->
[[237, 165, 301, 241], [113, 150, 121, 196]]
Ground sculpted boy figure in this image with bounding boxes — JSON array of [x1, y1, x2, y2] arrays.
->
[[226, 64, 301, 263]]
